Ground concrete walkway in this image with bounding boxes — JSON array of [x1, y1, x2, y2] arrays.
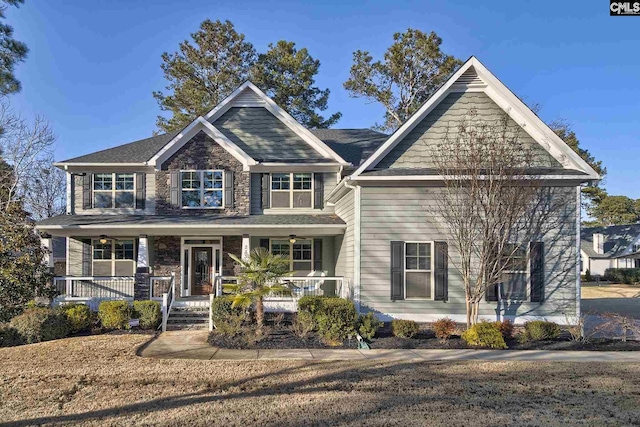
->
[[138, 331, 640, 362]]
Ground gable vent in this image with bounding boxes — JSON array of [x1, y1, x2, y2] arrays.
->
[[232, 87, 266, 107], [451, 66, 487, 90]]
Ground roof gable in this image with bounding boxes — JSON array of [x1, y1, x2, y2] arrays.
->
[[581, 224, 640, 259], [352, 57, 601, 180]]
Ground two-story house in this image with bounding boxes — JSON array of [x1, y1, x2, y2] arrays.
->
[[36, 57, 599, 327]]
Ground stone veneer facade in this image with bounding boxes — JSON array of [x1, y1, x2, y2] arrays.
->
[[155, 131, 250, 216]]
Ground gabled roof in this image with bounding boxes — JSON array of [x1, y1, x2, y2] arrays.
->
[[581, 224, 640, 259], [352, 56, 601, 181], [311, 129, 388, 166]]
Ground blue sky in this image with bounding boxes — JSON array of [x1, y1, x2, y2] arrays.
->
[[6, 0, 639, 197]]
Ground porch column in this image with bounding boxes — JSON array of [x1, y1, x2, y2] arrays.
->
[[40, 233, 54, 273], [134, 234, 151, 300], [242, 234, 250, 261]]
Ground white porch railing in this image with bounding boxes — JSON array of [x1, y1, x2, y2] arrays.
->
[[213, 275, 350, 299], [53, 276, 135, 299], [161, 272, 177, 332]]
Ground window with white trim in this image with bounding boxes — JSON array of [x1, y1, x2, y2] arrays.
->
[[270, 173, 313, 208], [92, 239, 136, 276], [500, 243, 528, 300], [270, 239, 313, 273], [404, 242, 433, 299], [93, 173, 135, 208], [180, 170, 224, 208]]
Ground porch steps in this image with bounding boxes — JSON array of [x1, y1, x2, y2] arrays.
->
[[166, 306, 209, 331]]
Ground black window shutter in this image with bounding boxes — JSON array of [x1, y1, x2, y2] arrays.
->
[[135, 173, 145, 210], [261, 174, 270, 209], [313, 239, 323, 271], [224, 170, 234, 208], [390, 241, 404, 300], [169, 171, 180, 206], [81, 239, 92, 276], [434, 242, 448, 301], [486, 283, 499, 302], [259, 238, 270, 250], [82, 174, 91, 209], [314, 173, 324, 209], [530, 241, 545, 302]]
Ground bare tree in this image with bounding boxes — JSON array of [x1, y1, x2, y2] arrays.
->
[[429, 111, 543, 327], [21, 158, 65, 220], [0, 99, 59, 215]]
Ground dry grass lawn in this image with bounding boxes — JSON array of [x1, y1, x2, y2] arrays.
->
[[582, 283, 640, 299], [1, 334, 640, 426]]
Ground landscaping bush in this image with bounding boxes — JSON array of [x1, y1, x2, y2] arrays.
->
[[461, 321, 507, 349], [356, 312, 383, 340], [315, 298, 357, 342], [98, 301, 132, 330], [210, 296, 246, 336], [298, 296, 333, 316], [391, 319, 420, 338], [58, 303, 92, 333], [0, 324, 23, 347], [521, 320, 561, 342], [584, 269, 592, 282], [290, 311, 315, 338], [433, 317, 457, 341], [132, 300, 161, 329], [494, 319, 514, 340], [9, 307, 70, 344], [603, 268, 640, 284]]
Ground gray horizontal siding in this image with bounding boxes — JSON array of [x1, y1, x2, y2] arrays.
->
[[359, 185, 578, 321], [334, 190, 355, 282], [377, 92, 560, 169]]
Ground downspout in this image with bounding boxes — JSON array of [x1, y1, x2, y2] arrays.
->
[[344, 177, 361, 313]]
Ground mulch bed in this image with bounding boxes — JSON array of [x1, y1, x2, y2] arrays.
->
[[208, 319, 640, 351]]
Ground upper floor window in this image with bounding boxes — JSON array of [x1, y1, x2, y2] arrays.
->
[[270, 173, 313, 208], [181, 170, 224, 208], [93, 173, 134, 208]]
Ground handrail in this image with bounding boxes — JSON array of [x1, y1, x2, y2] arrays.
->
[[213, 275, 345, 298], [161, 272, 176, 332]]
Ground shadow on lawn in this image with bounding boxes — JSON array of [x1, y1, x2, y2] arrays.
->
[[3, 358, 638, 427]]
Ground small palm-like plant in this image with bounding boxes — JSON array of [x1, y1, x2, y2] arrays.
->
[[226, 248, 292, 331]]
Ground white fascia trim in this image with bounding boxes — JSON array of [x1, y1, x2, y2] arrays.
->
[[203, 81, 348, 164], [353, 174, 591, 182], [37, 224, 346, 230], [259, 162, 350, 167], [148, 117, 256, 171], [54, 162, 146, 167], [352, 56, 600, 180]]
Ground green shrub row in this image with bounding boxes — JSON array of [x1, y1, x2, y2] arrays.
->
[[297, 296, 368, 341], [603, 268, 640, 284], [98, 300, 162, 330]]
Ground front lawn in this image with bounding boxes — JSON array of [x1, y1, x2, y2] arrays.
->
[[1, 334, 640, 426]]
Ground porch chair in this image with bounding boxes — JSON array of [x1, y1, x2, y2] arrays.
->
[[291, 270, 327, 296]]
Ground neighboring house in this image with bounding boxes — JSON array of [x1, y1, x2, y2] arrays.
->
[[36, 56, 599, 326], [580, 224, 640, 276]]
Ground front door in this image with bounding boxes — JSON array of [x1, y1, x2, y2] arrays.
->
[[191, 247, 213, 295]]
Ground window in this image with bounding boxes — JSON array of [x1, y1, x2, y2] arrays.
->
[[500, 244, 528, 300], [181, 170, 223, 208], [404, 242, 433, 299], [270, 239, 313, 273], [270, 173, 313, 208], [92, 239, 136, 276], [93, 173, 135, 208], [633, 244, 640, 253]]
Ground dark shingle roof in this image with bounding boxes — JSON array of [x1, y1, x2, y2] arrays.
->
[[37, 214, 346, 228], [311, 129, 388, 166], [361, 167, 590, 177], [581, 224, 640, 259], [60, 130, 181, 164]]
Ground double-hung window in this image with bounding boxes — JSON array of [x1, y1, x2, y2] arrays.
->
[[180, 170, 224, 208], [270, 239, 313, 273], [93, 173, 135, 208], [404, 242, 433, 299], [500, 244, 528, 300], [92, 239, 136, 276], [270, 173, 313, 208]]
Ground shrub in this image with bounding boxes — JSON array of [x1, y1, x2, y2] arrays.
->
[[391, 319, 420, 338], [58, 303, 92, 333], [315, 298, 357, 341], [210, 297, 246, 336], [298, 296, 332, 317], [132, 301, 161, 329], [98, 301, 132, 330], [9, 307, 70, 344], [493, 319, 514, 340], [0, 324, 23, 347], [291, 311, 315, 338], [357, 312, 383, 340], [584, 269, 592, 282], [462, 322, 507, 349], [433, 317, 457, 341], [521, 320, 561, 342], [603, 268, 640, 284]]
